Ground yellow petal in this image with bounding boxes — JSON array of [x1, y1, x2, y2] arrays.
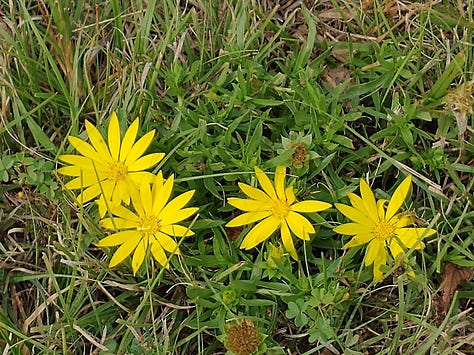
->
[[57, 165, 88, 178], [285, 187, 296, 205], [225, 211, 272, 227], [395, 213, 415, 228], [365, 239, 385, 266], [334, 222, 369, 236], [388, 239, 405, 259], [285, 211, 315, 240], [58, 155, 97, 171], [64, 175, 98, 189], [96, 196, 121, 218], [84, 121, 113, 162], [365, 239, 387, 281], [227, 197, 272, 211], [274, 166, 286, 200], [159, 190, 195, 218], [335, 203, 374, 227], [377, 199, 387, 220], [386, 176, 411, 221], [160, 224, 194, 237], [396, 227, 436, 246], [129, 181, 145, 217], [150, 240, 169, 268], [75, 184, 101, 204], [240, 216, 279, 250], [160, 207, 198, 225], [132, 238, 148, 275], [108, 112, 121, 161], [129, 171, 156, 187], [139, 181, 153, 214], [106, 204, 139, 222], [101, 217, 138, 230], [359, 179, 378, 221], [238, 183, 273, 202], [120, 118, 139, 160], [254, 166, 277, 200], [348, 192, 378, 223], [109, 238, 141, 268], [153, 232, 180, 254], [291, 200, 331, 213], [281, 220, 297, 260], [342, 232, 375, 249], [128, 153, 164, 172], [68, 136, 106, 163], [124, 130, 155, 166], [152, 174, 174, 215], [96, 230, 138, 247]]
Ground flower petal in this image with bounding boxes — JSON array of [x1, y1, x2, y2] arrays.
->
[[160, 207, 198, 225], [238, 183, 272, 202], [365, 239, 387, 281], [128, 153, 164, 172], [160, 224, 194, 237], [129, 171, 156, 187], [160, 190, 195, 218], [335, 203, 374, 227], [334, 222, 369, 236], [129, 181, 145, 216], [154, 232, 180, 254], [139, 181, 153, 214], [150, 239, 169, 268], [396, 227, 436, 246], [274, 166, 286, 200], [342, 232, 375, 249], [285, 187, 296, 205], [281, 220, 297, 260], [359, 179, 378, 221], [106, 204, 139, 222], [75, 184, 101, 204], [285, 211, 315, 240], [109, 238, 141, 268], [124, 130, 155, 166], [96, 230, 138, 247], [132, 238, 148, 274], [227, 198, 272, 212], [68, 136, 105, 163], [119, 118, 139, 160], [291, 200, 331, 213], [254, 166, 277, 200], [386, 176, 411, 221], [64, 175, 97, 189], [84, 121, 113, 161], [239, 216, 279, 250], [108, 112, 121, 161], [226, 211, 272, 227], [152, 174, 174, 215], [101, 217, 138, 230]]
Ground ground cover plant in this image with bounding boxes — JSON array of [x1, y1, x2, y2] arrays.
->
[[1, 0, 473, 354]]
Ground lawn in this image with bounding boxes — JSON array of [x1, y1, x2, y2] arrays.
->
[[1, 0, 473, 354]]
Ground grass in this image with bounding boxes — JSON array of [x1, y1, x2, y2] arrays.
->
[[1, 0, 473, 353]]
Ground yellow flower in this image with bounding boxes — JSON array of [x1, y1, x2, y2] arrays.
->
[[226, 166, 331, 259], [97, 172, 198, 274], [58, 112, 164, 216], [333, 176, 436, 282]]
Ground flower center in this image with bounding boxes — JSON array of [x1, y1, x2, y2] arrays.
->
[[373, 221, 396, 241], [107, 161, 128, 183], [137, 215, 160, 235], [272, 200, 289, 219]]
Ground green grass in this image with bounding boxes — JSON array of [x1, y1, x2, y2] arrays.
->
[[1, 0, 473, 354]]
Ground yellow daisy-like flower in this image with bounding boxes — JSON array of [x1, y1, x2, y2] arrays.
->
[[58, 112, 164, 216], [333, 175, 437, 282], [97, 172, 198, 274], [226, 166, 331, 259]]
